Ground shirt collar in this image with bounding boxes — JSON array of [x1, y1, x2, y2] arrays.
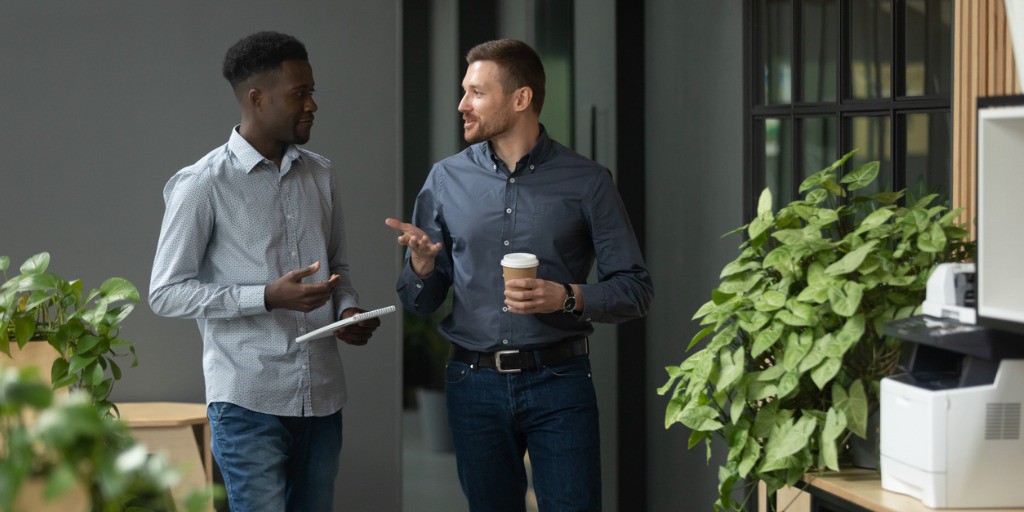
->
[[228, 126, 302, 174], [483, 124, 554, 174]]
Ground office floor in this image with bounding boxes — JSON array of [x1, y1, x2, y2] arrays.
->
[[402, 410, 538, 512]]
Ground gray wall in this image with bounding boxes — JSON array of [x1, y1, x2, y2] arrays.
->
[[645, 1, 745, 511], [0, 2, 402, 511]]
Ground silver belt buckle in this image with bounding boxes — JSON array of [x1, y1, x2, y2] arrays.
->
[[494, 349, 522, 373]]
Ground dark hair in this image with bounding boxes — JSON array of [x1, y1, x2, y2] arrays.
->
[[466, 39, 545, 114], [222, 31, 308, 89]]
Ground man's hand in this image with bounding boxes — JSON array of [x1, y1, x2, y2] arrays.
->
[[264, 261, 339, 312], [385, 218, 443, 277], [334, 307, 382, 346], [504, 279, 582, 315]]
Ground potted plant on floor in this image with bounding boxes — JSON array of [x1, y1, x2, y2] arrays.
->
[[658, 151, 971, 510], [0, 252, 140, 417], [403, 295, 454, 452]]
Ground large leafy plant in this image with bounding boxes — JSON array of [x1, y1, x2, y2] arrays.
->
[[0, 252, 139, 417], [658, 151, 971, 510], [0, 366, 214, 512]]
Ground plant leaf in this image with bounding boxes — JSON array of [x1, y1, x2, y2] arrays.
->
[[20, 252, 50, 274], [828, 281, 864, 317], [757, 188, 773, 217], [834, 380, 869, 438], [687, 326, 716, 350], [751, 321, 784, 357], [825, 240, 879, 276], [760, 415, 817, 472], [841, 161, 880, 190], [810, 357, 842, 389], [715, 348, 745, 390], [98, 277, 141, 303], [819, 408, 847, 471], [680, 401, 725, 431]]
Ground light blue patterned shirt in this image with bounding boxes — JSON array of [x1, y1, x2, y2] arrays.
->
[[150, 127, 359, 417]]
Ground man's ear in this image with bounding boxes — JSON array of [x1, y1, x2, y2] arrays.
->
[[247, 88, 262, 108], [512, 86, 533, 113]]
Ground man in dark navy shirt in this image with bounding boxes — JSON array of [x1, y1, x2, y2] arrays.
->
[[386, 39, 652, 512]]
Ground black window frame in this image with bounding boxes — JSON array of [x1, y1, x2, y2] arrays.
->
[[743, 0, 953, 221]]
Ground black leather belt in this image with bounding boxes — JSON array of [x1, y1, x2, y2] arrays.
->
[[449, 337, 589, 373]]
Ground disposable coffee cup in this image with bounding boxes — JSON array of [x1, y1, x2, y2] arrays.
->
[[501, 253, 539, 291]]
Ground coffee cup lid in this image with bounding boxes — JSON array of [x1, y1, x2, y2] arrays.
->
[[501, 252, 539, 268]]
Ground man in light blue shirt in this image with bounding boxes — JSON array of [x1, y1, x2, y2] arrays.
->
[[387, 39, 652, 511], [150, 31, 379, 512]]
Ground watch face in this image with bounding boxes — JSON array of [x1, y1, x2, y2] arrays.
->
[[563, 296, 577, 313]]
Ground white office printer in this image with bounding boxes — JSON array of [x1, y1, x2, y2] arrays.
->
[[880, 264, 1024, 508]]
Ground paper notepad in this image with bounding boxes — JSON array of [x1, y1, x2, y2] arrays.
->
[[295, 305, 397, 343]]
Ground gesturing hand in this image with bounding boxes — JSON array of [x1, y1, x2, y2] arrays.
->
[[333, 307, 382, 346], [384, 217, 443, 277], [264, 261, 339, 312]]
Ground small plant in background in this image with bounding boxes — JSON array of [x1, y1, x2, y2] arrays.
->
[[0, 252, 140, 417], [658, 151, 971, 510]]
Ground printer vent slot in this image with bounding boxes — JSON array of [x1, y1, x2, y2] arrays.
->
[[985, 403, 1022, 440]]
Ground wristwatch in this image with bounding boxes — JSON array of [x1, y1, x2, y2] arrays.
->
[[561, 283, 577, 314]]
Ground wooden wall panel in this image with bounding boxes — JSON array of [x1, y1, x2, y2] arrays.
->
[[953, 0, 1022, 234]]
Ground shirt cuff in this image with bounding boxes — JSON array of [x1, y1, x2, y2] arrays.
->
[[239, 285, 268, 316], [575, 284, 600, 323]]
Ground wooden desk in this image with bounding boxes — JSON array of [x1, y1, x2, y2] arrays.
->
[[792, 469, 1024, 512], [117, 402, 213, 510]]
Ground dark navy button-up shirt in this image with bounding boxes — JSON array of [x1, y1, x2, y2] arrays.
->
[[397, 129, 653, 352]]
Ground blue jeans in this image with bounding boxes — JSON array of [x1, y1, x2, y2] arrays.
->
[[445, 354, 602, 512], [207, 402, 343, 512]]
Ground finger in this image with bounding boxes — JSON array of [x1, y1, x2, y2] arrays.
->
[[288, 261, 321, 280], [324, 274, 340, 287]]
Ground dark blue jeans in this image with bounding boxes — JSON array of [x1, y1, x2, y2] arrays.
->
[[207, 402, 343, 512], [445, 354, 602, 512]]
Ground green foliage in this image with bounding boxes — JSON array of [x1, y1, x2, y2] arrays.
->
[[658, 151, 972, 511], [0, 252, 140, 417], [0, 366, 219, 512]]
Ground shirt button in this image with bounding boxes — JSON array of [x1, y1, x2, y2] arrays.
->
[[302, 364, 308, 370], [492, 164, 497, 170], [286, 214, 293, 220], [502, 306, 508, 312], [509, 178, 515, 183], [291, 251, 298, 257], [416, 283, 423, 289], [505, 208, 512, 214], [502, 339, 509, 345], [298, 327, 306, 334], [529, 165, 535, 170], [503, 240, 510, 246]]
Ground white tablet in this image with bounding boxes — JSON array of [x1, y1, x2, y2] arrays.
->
[[295, 305, 397, 343]]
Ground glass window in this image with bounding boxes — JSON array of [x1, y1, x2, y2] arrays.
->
[[849, 115, 893, 196], [848, 0, 892, 99], [802, 116, 838, 177], [764, 118, 795, 205], [801, 0, 838, 102], [746, 0, 951, 218], [903, 112, 951, 203], [903, 0, 952, 97], [760, 0, 793, 104]]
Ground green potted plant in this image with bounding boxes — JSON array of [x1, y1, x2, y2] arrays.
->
[[403, 295, 454, 452], [658, 151, 971, 510], [0, 365, 214, 512], [0, 252, 140, 417]]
